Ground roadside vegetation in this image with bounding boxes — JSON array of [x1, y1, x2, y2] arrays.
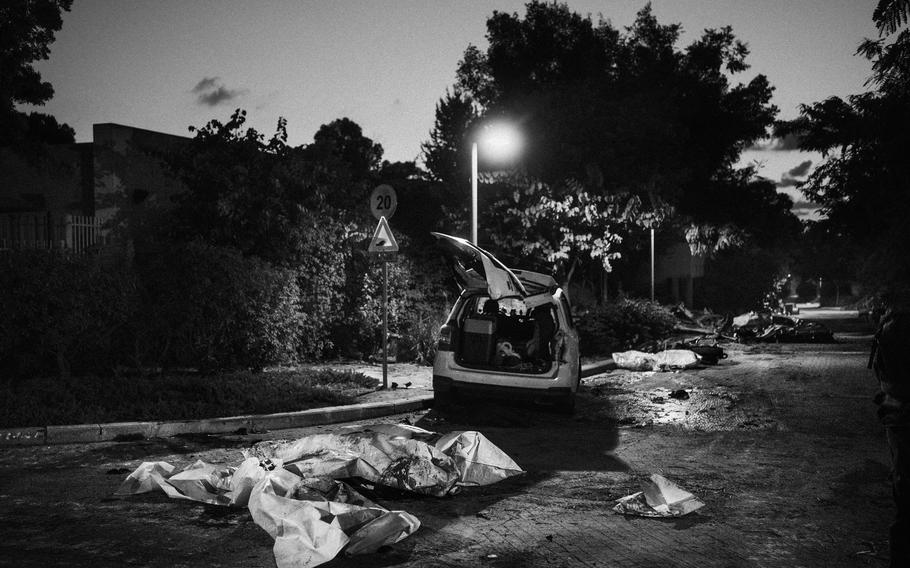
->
[[0, 368, 378, 428]]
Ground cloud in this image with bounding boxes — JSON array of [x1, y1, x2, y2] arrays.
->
[[749, 132, 804, 151], [191, 76, 247, 106], [777, 159, 813, 188], [192, 76, 220, 93], [791, 199, 821, 220], [787, 160, 812, 177]]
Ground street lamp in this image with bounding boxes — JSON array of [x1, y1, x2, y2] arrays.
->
[[650, 226, 655, 302], [472, 122, 522, 244]]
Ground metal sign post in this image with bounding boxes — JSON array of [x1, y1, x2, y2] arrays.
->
[[382, 260, 388, 389], [367, 189, 399, 389]]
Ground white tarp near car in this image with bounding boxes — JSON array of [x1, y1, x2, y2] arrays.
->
[[115, 424, 523, 568], [612, 349, 701, 371]]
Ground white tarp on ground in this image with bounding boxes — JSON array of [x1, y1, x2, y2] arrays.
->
[[612, 349, 701, 372], [613, 474, 705, 517], [115, 424, 523, 568]]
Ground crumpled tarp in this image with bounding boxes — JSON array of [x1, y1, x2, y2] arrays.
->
[[612, 349, 701, 371], [613, 474, 705, 517], [116, 424, 523, 568]]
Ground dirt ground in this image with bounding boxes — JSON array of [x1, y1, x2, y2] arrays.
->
[[0, 308, 895, 567]]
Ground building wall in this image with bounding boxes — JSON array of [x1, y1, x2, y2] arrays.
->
[[0, 144, 91, 247], [92, 123, 188, 228], [0, 123, 188, 249], [655, 241, 705, 307]]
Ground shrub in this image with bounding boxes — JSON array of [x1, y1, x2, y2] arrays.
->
[[0, 250, 138, 380], [351, 246, 452, 364], [0, 368, 378, 427], [294, 222, 353, 360], [330, 234, 453, 364], [576, 298, 676, 356], [134, 240, 301, 371]]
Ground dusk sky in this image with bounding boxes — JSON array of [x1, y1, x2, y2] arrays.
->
[[24, 0, 880, 218]]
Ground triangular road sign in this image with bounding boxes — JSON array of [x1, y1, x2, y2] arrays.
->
[[368, 216, 399, 253]]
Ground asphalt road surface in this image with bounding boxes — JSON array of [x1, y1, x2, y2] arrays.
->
[[0, 309, 894, 567]]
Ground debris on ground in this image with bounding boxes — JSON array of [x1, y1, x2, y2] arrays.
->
[[721, 311, 835, 343], [613, 474, 705, 517], [664, 303, 835, 348], [116, 424, 523, 568], [670, 304, 730, 335], [668, 389, 690, 400], [612, 349, 701, 372]]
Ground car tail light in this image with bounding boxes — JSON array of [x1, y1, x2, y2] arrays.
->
[[437, 323, 454, 351]]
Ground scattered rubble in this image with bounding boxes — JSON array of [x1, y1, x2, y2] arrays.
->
[[669, 303, 835, 344]]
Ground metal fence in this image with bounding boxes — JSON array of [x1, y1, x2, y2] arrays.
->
[[0, 213, 100, 253]]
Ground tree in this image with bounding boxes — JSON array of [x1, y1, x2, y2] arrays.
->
[[429, 2, 782, 293], [778, 0, 910, 302], [421, 90, 475, 185], [0, 0, 75, 147], [301, 117, 384, 214]]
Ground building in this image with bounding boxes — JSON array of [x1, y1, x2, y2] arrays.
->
[[654, 240, 705, 307], [0, 123, 188, 251]]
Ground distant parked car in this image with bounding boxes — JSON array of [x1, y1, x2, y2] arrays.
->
[[430, 233, 581, 413]]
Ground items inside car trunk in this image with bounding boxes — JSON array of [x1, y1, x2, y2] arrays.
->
[[456, 296, 555, 373]]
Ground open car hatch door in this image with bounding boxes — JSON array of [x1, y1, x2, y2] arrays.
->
[[431, 232, 528, 300]]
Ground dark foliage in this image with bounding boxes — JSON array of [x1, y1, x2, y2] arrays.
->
[[695, 247, 780, 313], [576, 298, 676, 356], [777, 0, 910, 305], [0, 249, 137, 380], [0, 0, 75, 148], [133, 240, 302, 372], [425, 1, 787, 293], [0, 368, 378, 427]]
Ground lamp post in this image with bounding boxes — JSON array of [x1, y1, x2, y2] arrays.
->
[[471, 122, 522, 244], [472, 142, 478, 244], [650, 227, 655, 302]]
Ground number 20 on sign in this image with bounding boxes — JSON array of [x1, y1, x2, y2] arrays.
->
[[370, 184, 397, 220]]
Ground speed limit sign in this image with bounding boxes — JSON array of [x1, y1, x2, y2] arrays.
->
[[370, 184, 397, 220]]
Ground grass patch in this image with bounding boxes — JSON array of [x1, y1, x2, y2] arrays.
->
[[0, 369, 379, 428]]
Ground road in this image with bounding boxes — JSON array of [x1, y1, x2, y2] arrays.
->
[[0, 309, 894, 567]]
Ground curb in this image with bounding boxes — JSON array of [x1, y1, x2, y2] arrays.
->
[[1, 395, 434, 447], [0, 358, 614, 448]]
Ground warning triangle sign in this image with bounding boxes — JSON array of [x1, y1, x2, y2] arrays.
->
[[368, 216, 399, 253]]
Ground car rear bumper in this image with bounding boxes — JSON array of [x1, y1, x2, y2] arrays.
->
[[433, 374, 573, 403]]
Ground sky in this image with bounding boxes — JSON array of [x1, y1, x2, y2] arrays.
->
[[24, 0, 881, 219]]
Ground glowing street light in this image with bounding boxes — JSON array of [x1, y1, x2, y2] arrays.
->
[[472, 122, 522, 244]]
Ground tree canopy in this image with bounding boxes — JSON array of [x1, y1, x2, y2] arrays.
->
[[423, 1, 788, 293], [778, 0, 910, 303], [0, 0, 75, 147]]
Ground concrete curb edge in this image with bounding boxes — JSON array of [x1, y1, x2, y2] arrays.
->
[[2, 395, 434, 447], [1, 358, 613, 447]]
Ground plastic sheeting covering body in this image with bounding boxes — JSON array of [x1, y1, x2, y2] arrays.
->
[[115, 425, 523, 568], [612, 349, 702, 371]]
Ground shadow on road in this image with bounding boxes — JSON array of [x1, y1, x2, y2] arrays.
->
[[416, 393, 626, 475]]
